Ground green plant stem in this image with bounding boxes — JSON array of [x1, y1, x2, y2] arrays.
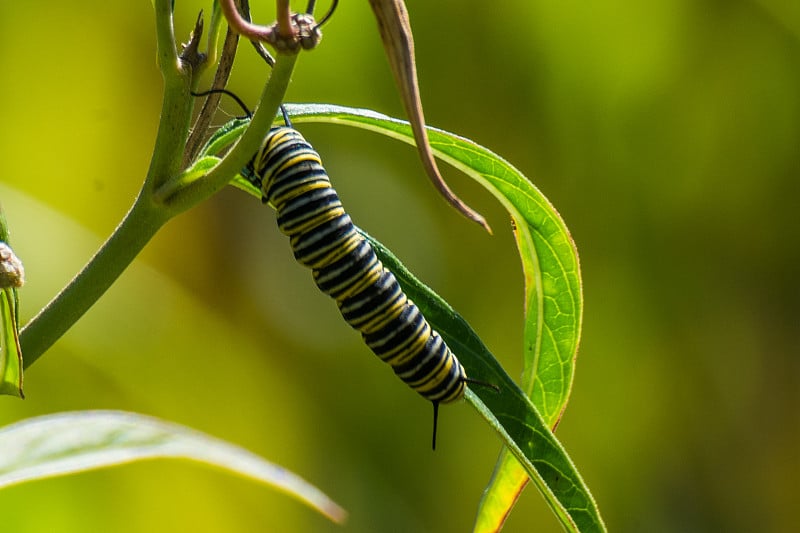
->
[[150, 0, 197, 189], [20, 55, 299, 367], [154, 0, 179, 74], [19, 198, 168, 369], [19, 0, 191, 368], [158, 53, 298, 212], [18, 2, 301, 369]]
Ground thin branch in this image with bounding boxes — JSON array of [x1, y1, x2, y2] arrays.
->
[[218, 0, 278, 42], [20, 200, 168, 368], [154, 0, 180, 77], [20, 0, 199, 366], [218, 0, 322, 52], [156, 53, 299, 215], [275, 0, 295, 39], [184, 16, 242, 165], [243, 0, 276, 67], [179, 11, 206, 72], [146, 0, 200, 191]]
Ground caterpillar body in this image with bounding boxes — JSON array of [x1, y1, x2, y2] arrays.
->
[[247, 126, 469, 445]]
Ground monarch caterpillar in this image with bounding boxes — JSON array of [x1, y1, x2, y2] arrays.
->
[[246, 119, 475, 448]]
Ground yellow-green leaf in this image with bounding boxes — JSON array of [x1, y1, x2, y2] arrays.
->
[[223, 104, 598, 531], [0, 411, 346, 523]]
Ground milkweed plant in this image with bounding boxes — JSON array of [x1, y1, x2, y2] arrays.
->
[[0, 1, 605, 531]]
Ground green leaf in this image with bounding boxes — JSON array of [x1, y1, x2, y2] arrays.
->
[[225, 105, 599, 531], [282, 104, 588, 530], [0, 289, 23, 398], [0, 411, 347, 523], [197, 117, 251, 159], [0, 206, 23, 398], [474, 218, 581, 532], [285, 103, 581, 418], [363, 231, 600, 532]]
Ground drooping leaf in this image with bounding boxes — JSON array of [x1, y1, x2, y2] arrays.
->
[[0, 410, 346, 523]]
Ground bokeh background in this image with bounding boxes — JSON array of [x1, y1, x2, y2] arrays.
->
[[0, 1, 798, 531]]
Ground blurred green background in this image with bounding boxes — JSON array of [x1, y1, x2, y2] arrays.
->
[[1, 1, 798, 531]]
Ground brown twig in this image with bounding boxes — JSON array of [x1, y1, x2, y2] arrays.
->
[[276, 0, 295, 40], [242, 0, 276, 67], [183, 2, 244, 166], [218, 0, 276, 42], [368, 0, 490, 233], [218, 0, 321, 52]]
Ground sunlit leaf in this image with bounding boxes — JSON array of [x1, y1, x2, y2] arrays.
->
[[223, 105, 598, 531], [474, 218, 580, 532], [0, 288, 23, 398], [0, 411, 347, 523], [285, 104, 581, 421], [0, 206, 23, 398], [285, 104, 585, 531], [363, 231, 600, 532]]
